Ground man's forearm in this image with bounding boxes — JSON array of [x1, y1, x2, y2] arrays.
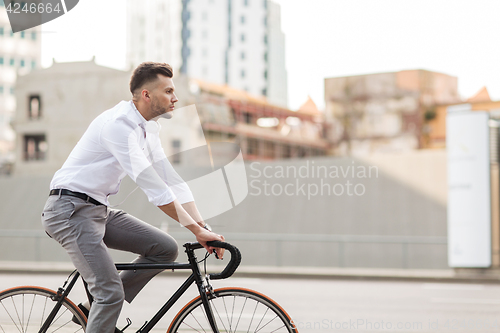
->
[[181, 201, 205, 227], [158, 200, 200, 228]]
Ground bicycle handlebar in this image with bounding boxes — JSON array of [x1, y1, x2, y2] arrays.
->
[[188, 241, 242, 280]]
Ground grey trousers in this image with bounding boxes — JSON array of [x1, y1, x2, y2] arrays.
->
[[41, 194, 178, 333]]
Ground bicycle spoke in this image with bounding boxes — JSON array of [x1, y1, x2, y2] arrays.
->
[[50, 318, 75, 333], [25, 294, 36, 333], [1, 299, 22, 333], [253, 307, 270, 332], [22, 294, 24, 332], [255, 315, 279, 333], [168, 288, 295, 333], [188, 311, 207, 333], [210, 300, 229, 333], [51, 307, 70, 328], [181, 320, 205, 333], [247, 301, 259, 333], [269, 325, 286, 333], [233, 297, 248, 333], [230, 296, 236, 332], [221, 296, 231, 332], [11, 296, 23, 332]]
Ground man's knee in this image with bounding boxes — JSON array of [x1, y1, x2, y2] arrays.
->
[[149, 234, 178, 262], [96, 280, 125, 305]]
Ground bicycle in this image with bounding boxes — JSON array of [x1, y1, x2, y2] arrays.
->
[[0, 240, 298, 333]]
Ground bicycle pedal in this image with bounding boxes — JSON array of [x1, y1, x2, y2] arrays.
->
[[117, 318, 132, 332]]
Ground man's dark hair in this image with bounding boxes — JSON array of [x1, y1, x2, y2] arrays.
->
[[130, 62, 173, 96]]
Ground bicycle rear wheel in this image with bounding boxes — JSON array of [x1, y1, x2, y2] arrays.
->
[[168, 287, 298, 333], [0, 286, 87, 332]]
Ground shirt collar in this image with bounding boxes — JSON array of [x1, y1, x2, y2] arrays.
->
[[129, 100, 148, 126]]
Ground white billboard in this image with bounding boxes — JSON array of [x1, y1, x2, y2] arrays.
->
[[447, 110, 491, 267]]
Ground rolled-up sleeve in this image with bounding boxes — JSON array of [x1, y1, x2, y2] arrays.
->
[[99, 117, 177, 206]]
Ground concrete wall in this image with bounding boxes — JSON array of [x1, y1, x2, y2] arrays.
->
[[0, 150, 448, 269]]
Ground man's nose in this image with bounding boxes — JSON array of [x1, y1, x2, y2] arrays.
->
[[172, 93, 179, 103]]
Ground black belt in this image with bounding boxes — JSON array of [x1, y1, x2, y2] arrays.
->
[[49, 189, 103, 206]]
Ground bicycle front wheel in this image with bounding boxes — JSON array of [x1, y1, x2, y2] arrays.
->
[[168, 287, 298, 333], [0, 286, 87, 332]]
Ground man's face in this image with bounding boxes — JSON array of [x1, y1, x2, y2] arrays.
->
[[148, 75, 178, 119]]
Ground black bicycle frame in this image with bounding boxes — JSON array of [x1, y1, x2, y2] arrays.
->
[[38, 244, 220, 333]]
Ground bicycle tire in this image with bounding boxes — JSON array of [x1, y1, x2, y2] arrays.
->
[[168, 287, 298, 333], [0, 286, 87, 332]]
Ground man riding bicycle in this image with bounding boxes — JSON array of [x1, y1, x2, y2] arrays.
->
[[41, 62, 224, 333]]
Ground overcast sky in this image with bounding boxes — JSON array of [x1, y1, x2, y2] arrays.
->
[[42, 0, 500, 110]]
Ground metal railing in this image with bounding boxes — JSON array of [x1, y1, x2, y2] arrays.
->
[[0, 230, 447, 268]]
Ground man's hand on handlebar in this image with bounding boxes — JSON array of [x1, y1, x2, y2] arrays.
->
[[195, 228, 225, 260]]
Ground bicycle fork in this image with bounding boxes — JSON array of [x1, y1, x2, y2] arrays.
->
[[186, 246, 220, 333]]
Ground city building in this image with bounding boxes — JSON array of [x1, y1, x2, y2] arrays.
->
[[0, 0, 41, 167], [126, 0, 288, 107], [191, 80, 327, 160], [13, 59, 325, 176], [324, 69, 461, 155], [423, 87, 500, 149], [13, 60, 132, 176]]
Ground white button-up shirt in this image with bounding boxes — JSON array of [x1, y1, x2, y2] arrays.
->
[[50, 100, 194, 206]]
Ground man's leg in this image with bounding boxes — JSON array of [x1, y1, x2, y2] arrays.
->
[[103, 209, 179, 303], [42, 196, 124, 333]]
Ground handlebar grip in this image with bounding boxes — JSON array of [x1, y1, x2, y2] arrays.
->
[[206, 240, 241, 280]]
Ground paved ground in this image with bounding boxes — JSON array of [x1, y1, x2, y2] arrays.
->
[[1, 272, 500, 332]]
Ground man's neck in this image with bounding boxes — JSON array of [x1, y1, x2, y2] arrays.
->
[[132, 100, 150, 121]]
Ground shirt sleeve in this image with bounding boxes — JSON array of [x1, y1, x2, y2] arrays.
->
[[149, 134, 195, 204], [99, 117, 176, 206]]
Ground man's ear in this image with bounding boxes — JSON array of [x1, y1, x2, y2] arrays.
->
[[142, 89, 150, 101]]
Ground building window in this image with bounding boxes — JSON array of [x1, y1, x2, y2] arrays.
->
[[247, 138, 259, 156], [241, 15, 245, 24], [31, 60, 36, 69], [263, 34, 268, 44], [9, 30, 13, 37], [264, 70, 267, 79], [20, 31, 25, 39], [20, 59, 25, 67], [0, 57, 3, 65], [9, 58, 15, 66], [243, 112, 252, 124], [240, 33, 245, 42], [0, 86, 4, 94], [244, 0, 248, 6], [263, 0, 267, 8], [28, 95, 41, 119], [24, 134, 47, 161], [10, 87, 14, 95], [241, 69, 245, 78], [171, 139, 181, 164], [0, 27, 4, 36], [264, 52, 268, 62], [262, 88, 267, 96], [241, 51, 245, 60], [31, 31, 36, 40], [263, 141, 275, 158]]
